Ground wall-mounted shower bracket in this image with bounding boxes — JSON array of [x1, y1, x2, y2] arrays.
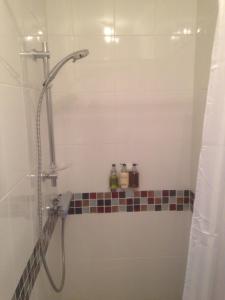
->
[[42, 170, 57, 187], [19, 49, 50, 60]]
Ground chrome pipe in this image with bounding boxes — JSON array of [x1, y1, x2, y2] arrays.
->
[[19, 50, 50, 59], [42, 42, 57, 186]]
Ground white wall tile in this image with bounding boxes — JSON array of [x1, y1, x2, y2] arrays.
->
[[72, 0, 114, 35], [61, 213, 192, 300], [5, 0, 47, 36], [155, 0, 197, 35], [114, 61, 151, 93], [115, 0, 154, 35], [197, 0, 218, 35], [115, 36, 154, 60], [56, 144, 119, 192], [77, 36, 115, 61], [0, 35, 21, 86], [0, 198, 15, 300], [46, 0, 73, 35], [152, 36, 195, 91], [76, 61, 115, 93], [0, 0, 19, 35], [0, 86, 29, 199], [54, 92, 117, 146]]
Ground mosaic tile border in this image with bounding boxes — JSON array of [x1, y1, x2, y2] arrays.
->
[[11, 211, 58, 300], [69, 190, 195, 215]]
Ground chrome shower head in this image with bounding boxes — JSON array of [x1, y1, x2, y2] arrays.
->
[[43, 49, 89, 87]]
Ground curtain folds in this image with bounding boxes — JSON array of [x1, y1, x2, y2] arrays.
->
[[183, 1, 225, 299]]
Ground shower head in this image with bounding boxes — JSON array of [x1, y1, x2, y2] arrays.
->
[[43, 49, 89, 87]]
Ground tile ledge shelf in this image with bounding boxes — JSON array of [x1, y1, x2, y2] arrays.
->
[[69, 189, 195, 215]]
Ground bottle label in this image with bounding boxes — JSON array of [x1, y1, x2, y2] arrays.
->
[[120, 173, 129, 188], [110, 175, 118, 189], [129, 172, 139, 188]]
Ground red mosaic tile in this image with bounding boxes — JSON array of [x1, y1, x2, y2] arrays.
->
[[119, 191, 126, 198], [134, 191, 140, 197], [97, 207, 104, 213], [184, 197, 190, 204], [170, 204, 176, 211], [105, 207, 112, 213], [112, 206, 119, 212], [155, 198, 161, 204], [96, 193, 104, 199], [148, 191, 154, 197], [134, 205, 140, 212], [82, 200, 89, 207], [104, 192, 111, 199], [127, 198, 133, 205], [177, 198, 183, 204], [163, 190, 169, 197], [119, 199, 126, 205], [90, 207, 97, 213], [141, 205, 147, 211], [148, 197, 154, 204], [75, 200, 82, 207], [90, 193, 97, 199], [141, 191, 147, 197], [112, 192, 119, 198]]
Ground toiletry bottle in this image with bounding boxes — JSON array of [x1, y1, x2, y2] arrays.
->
[[109, 164, 119, 191], [129, 163, 139, 188], [119, 164, 129, 189]]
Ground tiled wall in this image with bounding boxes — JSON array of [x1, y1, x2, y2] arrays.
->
[[62, 211, 192, 300], [0, 1, 57, 299], [46, 0, 196, 192], [191, 0, 218, 190]]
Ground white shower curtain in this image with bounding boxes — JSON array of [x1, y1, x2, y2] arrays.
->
[[183, 1, 225, 300]]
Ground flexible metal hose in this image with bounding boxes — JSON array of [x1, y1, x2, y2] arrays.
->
[[36, 86, 65, 292]]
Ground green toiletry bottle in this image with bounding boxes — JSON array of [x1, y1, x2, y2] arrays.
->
[[109, 164, 119, 191]]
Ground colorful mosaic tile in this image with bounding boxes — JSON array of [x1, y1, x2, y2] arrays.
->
[[69, 190, 195, 215]]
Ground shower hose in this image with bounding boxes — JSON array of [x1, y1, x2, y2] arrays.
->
[[36, 85, 65, 292]]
